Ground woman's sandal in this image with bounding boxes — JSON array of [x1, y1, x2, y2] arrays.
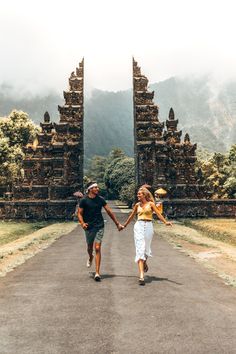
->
[[139, 278, 145, 286]]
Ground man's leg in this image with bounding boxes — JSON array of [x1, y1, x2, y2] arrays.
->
[[94, 228, 104, 280], [95, 242, 101, 276], [85, 230, 95, 268], [87, 243, 93, 263]]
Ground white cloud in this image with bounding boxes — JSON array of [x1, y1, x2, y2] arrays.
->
[[0, 0, 236, 93]]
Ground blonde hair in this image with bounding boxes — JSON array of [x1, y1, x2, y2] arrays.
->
[[138, 187, 155, 202]]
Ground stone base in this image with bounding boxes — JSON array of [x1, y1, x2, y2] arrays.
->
[[0, 198, 235, 220], [13, 184, 81, 200], [153, 184, 206, 199], [163, 199, 236, 218], [0, 199, 77, 220]]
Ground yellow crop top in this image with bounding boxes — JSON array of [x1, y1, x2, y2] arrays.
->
[[137, 202, 153, 221]]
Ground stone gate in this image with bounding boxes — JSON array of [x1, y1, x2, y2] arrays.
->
[[0, 59, 84, 219], [133, 58, 235, 217], [133, 58, 204, 198], [0, 58, 235, 219]]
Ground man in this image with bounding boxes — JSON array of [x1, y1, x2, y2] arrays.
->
[[78, 181, 123, 281]]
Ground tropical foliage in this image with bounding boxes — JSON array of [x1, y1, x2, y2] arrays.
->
[[0, 110, 38, 186], [197, 145, 236, 198], [85, 145, 236, 205], [85, 148, 135, 205]]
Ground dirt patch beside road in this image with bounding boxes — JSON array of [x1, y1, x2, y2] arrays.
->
[[156, 220, 236, 287]]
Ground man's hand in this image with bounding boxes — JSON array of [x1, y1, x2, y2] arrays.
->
[[117, 223, 124, 231], [81, 222, 89, 230]]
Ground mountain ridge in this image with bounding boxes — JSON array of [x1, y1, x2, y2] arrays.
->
[[0, 76, 235, 157]]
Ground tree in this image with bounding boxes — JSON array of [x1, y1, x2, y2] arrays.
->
[[86, 148, 136, 205], [106, 148, 125, 163], [85, 155, 107, 195], [86, 155, 107, 183], [104, 148, 127, 197], [0, 110, 38, 146], [197, 144, 236, 198], [104, 151, 135, 203], [106, 157, 135, 196], [119, 182, 136, 208], [223, 144, 236, 198], [0, 110, 39, 186]]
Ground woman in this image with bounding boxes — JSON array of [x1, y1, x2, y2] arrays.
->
[[123, 187, 172, 285]]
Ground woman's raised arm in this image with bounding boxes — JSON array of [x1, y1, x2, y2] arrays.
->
[[123, 203, 138, 228], [150, 202, 172, 226]]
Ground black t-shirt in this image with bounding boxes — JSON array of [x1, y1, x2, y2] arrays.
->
[[79, 195, 107, 230]]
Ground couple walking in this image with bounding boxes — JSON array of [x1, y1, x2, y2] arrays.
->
[[78, 181, 172, 285]]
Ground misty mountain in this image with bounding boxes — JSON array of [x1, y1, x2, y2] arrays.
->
[[84, 89, 133, 157], [0, 83, 62, 124], [150, 77, 236, 152], [0, 77, 236, 158]]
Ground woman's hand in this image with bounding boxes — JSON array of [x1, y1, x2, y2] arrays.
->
[[117, 223, 124, 231], [165, 221, 172, 226]]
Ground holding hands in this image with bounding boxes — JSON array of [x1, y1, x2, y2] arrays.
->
[[81, 222, 125, 231], [117, 223, 124, 231]]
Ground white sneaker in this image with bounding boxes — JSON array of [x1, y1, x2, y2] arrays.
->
[[94, 274, 101, 281], [86, 255, 94, 268]]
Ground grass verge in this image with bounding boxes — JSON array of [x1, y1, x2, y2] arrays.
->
[[183, 218, 236, 246], [0, 222, 78, 277], [0, 220, 53, 246]]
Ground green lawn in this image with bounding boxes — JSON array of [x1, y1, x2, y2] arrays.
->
[[0, 221, 52, 246]]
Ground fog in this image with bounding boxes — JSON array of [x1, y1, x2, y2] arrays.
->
[[1, 0, 236, 95]]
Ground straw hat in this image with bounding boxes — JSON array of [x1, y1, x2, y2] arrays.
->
[[154, 188, 167, 196]]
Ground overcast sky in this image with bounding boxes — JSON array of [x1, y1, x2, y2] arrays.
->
[[0, 0, 236, 94]]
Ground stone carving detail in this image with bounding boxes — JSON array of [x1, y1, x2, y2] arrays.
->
[[44, 111, 50, 123], [135, 91, 154, 105], [64, 91, 83, 106], [12, 59, 84, 209], [133, 58, 204, 198]]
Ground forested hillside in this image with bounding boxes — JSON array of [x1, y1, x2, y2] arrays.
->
[[84, 89, 133, 157], [151, 78, 236, 152], [1, 77, 236, 158]]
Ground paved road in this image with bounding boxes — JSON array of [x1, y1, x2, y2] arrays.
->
[[0, 203, 236, 354]]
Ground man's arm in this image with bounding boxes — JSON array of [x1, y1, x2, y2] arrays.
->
[[103, 204, 123, 230], [78, 207, 88, 230]]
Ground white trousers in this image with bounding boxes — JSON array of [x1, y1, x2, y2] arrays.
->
[[133, 221, 154, 263]]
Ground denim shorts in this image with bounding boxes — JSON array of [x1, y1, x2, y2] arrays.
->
[[85, 228, 104, 245]]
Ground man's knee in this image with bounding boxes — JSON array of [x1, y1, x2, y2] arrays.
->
[[95, 243, 101, 253]]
